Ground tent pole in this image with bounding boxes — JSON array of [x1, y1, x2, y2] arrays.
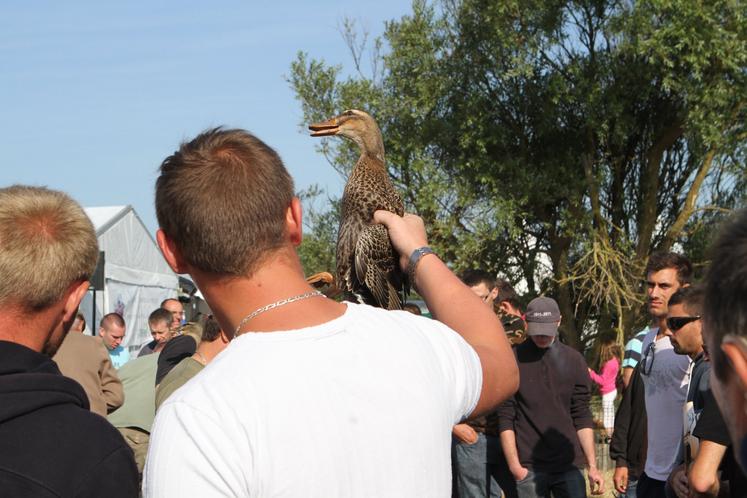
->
[[92, 290, 97, 336]]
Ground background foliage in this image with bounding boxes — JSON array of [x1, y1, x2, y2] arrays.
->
[[291, 0, 746, 351]]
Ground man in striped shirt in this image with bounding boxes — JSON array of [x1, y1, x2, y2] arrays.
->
[[621, 327, 649, 388]]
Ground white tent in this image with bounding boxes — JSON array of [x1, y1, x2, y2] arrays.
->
[[80, 206, 178, 354]]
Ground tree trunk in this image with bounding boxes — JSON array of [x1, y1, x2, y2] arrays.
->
[[660, 146, 717, 250], [548, 230, 581, 350], [636, 121, 684, 259]]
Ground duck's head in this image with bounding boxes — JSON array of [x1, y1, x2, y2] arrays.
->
[[309, 109, 380, 141]]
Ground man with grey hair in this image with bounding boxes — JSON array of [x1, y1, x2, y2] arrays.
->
[[0, 185, 138, 496]]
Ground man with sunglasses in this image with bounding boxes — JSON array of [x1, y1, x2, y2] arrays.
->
[[665, 287, 746, 496], [666, 287, 728, 497], [635, 252, 693, 498]]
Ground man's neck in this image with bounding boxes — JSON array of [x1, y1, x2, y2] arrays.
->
[[190, 249, 345, 336], [655, 316, 668, 338], [0, 304, 59, 353], [689, 348, 705, 361]]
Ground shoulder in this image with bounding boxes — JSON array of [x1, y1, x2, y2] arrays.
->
[[625, 328, 649, 351], [557, 340, 583, 357], [349, 303, 459, 340], [117, 353, 158, 380], [556, 342, 588, 368], [163, 357, 202, 385], [80, 334, 107, 354], [694, 359, 711, 391], [12, 387, 133, 461]]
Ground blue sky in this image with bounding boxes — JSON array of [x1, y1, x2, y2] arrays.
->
[[1, 1, 411, 233]]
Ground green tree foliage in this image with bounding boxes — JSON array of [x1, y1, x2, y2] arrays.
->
[[289, 0, 746, 351], [296, 185, 339, 276]]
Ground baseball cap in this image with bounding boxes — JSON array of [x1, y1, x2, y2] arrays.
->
[[525, 296, 561, 336]]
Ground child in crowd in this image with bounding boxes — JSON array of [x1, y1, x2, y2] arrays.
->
[[589, 339, 622, 442]]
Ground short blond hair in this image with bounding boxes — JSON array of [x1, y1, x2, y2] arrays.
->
[[0, 185, 98, 309]]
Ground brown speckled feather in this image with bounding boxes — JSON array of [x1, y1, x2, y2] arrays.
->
[[337, 156, 406, 309], [309, 109, 409, 309], [309, 110, 407, 310]]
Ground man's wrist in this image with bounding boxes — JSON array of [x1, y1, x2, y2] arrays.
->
[[407, 247, 436, 289]]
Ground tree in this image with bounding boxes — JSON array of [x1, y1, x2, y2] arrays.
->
[[289, 0, 746, 351], [297, 185, 339, 276]]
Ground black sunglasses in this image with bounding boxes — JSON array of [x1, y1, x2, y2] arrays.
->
[[641, 341, 656, 376], [667, 316, 701, 332]]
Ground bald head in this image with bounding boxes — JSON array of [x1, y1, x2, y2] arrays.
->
[[99, 313, 126, 351], [161, 298, 184, 329]]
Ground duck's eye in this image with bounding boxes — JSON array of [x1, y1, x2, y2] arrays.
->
[[344, 110, 354, 116]]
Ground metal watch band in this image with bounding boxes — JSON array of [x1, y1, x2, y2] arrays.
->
[[407, 246, 435, 290]]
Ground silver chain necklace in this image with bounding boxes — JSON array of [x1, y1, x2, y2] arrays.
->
[[233, 290, 325, 337]]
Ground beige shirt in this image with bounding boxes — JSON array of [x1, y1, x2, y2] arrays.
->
[[155, 357, 204, 411], [53, 332, 124, 417]]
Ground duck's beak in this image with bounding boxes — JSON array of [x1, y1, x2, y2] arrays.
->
[[309, 117, 340, 137]]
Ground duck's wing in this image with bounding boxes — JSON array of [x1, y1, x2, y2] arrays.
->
[[354, 224, 403, 310]]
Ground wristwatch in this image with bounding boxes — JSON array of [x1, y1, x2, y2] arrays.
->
[[407, 246, 435, 290]]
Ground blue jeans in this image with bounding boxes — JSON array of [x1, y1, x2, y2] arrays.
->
[[515, 468, 586, 498], [453, 433, 511, 498], [619, 477, 638, 498], [636, 473, 665, 498]]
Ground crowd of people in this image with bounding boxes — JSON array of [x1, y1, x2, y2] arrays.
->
[[0, 127, 746, 498], [46, 298, 229, 475]]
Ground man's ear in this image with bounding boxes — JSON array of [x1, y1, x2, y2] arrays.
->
[[722, 341, 747, 390], [63, 280, 90, 322], [157, 229, 190, 273], [489, 287, 499, 302], [220, 329, 231, 344], [286, 197, 303, 247]]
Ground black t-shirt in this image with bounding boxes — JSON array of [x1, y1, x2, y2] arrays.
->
[[693, 377, 747, 496]]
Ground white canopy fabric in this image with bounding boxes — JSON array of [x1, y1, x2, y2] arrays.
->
[[81, 206, 178, 354]]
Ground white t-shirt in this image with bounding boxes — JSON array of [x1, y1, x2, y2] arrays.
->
[[143, 302, 482, 497], [640, 327, 691, 481]]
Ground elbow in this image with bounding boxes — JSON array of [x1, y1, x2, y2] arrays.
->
[[503, 361, 519, 399], [689, 471, 717, 494]]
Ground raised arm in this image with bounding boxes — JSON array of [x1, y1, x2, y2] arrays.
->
[[374, 211, 519, 416]]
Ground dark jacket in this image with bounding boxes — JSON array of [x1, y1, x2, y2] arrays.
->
[[497, 338, 594, 472], [0, 340, 138, 497], [610, 363, 647, 479]]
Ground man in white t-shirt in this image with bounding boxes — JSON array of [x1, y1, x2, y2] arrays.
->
[[636, 252, 693, 498], [143, 127, 519, 497]]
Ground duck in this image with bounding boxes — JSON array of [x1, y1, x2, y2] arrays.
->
[[309, 109, 406, 310]]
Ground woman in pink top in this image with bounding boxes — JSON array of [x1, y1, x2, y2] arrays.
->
[[588, 339, 622, 441]]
